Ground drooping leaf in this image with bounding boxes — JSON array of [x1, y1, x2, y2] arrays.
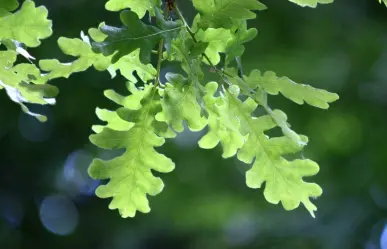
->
[[241, 70, 339, 109], [225, 86, 322, 217], [0, 0, 52, 47], [89, 84, 175, 218], [156, 73, 207, 132], [105, 0, 161, 18], [287, 0, 334, 7], [91, 10, 163, 63], [379, 0, 387, 6], [0, 50, 58, 121], [192, 0, 266, 29], [198, 82, 245, 158]]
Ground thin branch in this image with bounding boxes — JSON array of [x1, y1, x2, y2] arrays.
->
[[154, 6, 170, 88], [174, 4, 234, 78]]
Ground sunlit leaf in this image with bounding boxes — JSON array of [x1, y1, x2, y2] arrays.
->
[[0, 0, 52, 47], [89, 84, 175, 218]]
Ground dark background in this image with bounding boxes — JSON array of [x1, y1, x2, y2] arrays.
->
[[1, 0, 387, 248]]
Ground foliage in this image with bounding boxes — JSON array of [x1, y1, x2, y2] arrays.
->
[[11, 0, 387, 219], [0, 0, 57, 121]]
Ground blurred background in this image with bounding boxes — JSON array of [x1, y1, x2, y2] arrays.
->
[[1, 0, 387, 248]]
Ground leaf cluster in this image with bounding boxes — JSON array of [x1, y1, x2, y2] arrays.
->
[[37, 0, 339, 218], [13, 0, 387, 219], [0, 0, 57, 121]]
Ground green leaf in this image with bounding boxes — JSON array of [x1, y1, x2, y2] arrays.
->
[[225, 21, 257, 66], [242, 70, 339, 109], [379, 0, 387, 6], [155, 8, 183, 58], [105, 0, 161, 18], [40, 35, 156, 83], [0, 50, 58, 122], [91, 10, 163, 63], [0, 0, 52, 47], [107, 49, 157, 83], [225, 87, 322, 217], [195, 27, 232, 65], [156, 73, 207, 132], [192, 0, 266, 29], [198, 82, 245, 158], [287, 0, 334, 7], [0, 0, 18, 12], [39, 37, 111, 80], [89, 84, 175, 218]]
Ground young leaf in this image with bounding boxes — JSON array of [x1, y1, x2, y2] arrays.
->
[[0, 0, 52, 47], [156, 73, 207, 132], [226, 87, 322, 217], [241, 70, 339, 109], [192, 0, 266, 29], [198, 82, 245, 158], [105, 0, 161, 18], [89, 84, 175, 218], [287, 0, 334, 8]]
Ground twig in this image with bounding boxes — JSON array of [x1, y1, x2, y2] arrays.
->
[[154, 5, 170, 88]]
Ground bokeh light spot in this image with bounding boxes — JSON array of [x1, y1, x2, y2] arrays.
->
[[381, 225, 387, 249], [39, 195, 79, 236]]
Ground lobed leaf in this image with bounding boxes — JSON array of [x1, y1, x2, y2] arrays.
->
[[89, 84, 175, 218], [105, 0, 161, 18], [0, 0, 52, 47], [40, 36, 156, 83], [242, 70, 339, 109], [39, 37, 111, 80], [198, 82, 245, 158], [0, 51, 58, 121], [224, 21, 258, 66], [225, 86, 322, 217], [287, 0, 334, 7], [192, 0, 266, 29], [91, 10, 175, 63], [156, 73, 207, 132], [194, 27, 232, 66]]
